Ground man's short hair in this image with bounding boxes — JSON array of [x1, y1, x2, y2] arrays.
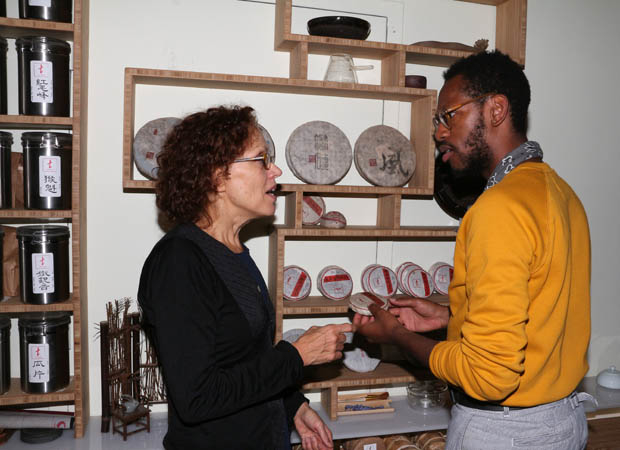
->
[[444, 50, 530, 135]]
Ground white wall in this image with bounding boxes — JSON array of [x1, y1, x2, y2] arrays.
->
[[85, 0, 620, 416]]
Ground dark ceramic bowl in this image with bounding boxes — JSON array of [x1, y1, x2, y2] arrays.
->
[[405, 75, 427, 89], [307, 16, 371, 40]]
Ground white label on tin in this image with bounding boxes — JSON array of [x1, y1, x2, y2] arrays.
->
[[363, 445, 377, 450], [29, 0, 52, 6], [28, 343, 50, 383], [30, 60, 54, 104], [32, 252, 55, 294], [39, 156, 61, 197]]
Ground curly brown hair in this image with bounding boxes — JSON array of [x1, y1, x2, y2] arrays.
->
[[155, 105, 258, 225]]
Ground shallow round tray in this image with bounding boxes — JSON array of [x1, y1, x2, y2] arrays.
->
[[286, 120, 352, 185], [133, 117, 181, 180], [307, 16, 371, 40], [354, 125, 415, 187]]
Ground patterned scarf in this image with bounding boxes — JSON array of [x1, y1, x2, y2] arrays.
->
[[485, 141, 544, 190]]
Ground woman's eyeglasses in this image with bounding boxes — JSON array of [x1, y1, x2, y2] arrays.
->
[[233, 152, 273, 170]]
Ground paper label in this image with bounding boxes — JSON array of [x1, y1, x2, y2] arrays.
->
[[30, 60, 54, 104], [29, 0, 52, 6], [39, 155, 62, 197], [363, 445, 377, 450], [32, 252, 55, 294], [28, 343, 50, 383]]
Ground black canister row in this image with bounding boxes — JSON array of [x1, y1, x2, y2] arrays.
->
[[0, 312, 71, 395], [0, 36, 71, 117], [0, 131, 72, 210]]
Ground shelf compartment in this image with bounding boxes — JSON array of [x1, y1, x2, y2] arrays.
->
[[123, 68, 436, 193], [0, 115, 73, 129], [0, 295, 75, 314], [0, 377, 75, 406], [0, 209, 72, 219], [302, 362, 421, 420], [277, 183, 432, 198], [0, 17, 74, 41], [283, 293, 448, 316]]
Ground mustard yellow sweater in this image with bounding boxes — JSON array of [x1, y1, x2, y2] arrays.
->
[[429, 162, 591, 406]]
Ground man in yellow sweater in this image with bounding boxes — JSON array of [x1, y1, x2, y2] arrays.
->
[[355, 51, 593, 449]]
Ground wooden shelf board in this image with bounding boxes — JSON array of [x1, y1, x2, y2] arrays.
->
[[301, 361, 418, 389], [0, 377, 75, 406], [284, 293, 449, 315], [0, 295, 75, 314], [277, 33, 475, 68], [277, 184, 433, 198], [0, 17, 74, 41], [276, 225, 458, 239], [0, 209, 72, 219], [0, 114, 73, 129], [455, 0, 510, 5], [127, 68, 435, 102]]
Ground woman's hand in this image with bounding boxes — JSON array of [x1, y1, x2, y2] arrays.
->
[[293, 402, 333, 450], [389, 297, 450, 332], [292, 323, 354, 366]]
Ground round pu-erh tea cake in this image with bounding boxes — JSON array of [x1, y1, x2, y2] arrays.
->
[[354, 125, 415, 187], [133, 117, 181, 179], [285, 121, 352, 185]]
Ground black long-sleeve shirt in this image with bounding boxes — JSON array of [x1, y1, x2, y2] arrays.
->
[[138, 223, 305, 449]]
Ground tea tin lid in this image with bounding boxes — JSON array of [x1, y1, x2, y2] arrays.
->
[[366, 265, 398, 297], [17, 225, 70, 240], [21, 132, 72, 149], [302, 195, 325, 225], [285, 120, 352, 185], [405, 268, 435, 298], [348, 291, 389, 316], [15, 36, 71, 54], [354, 125, 416, 187], [317, 265, 353, 301], [133, 117, 181, 180], [282, 265, 312, 301], [428, 262, 453, 295], [0, 316, 10, 331], [18, 312, 71, 329]]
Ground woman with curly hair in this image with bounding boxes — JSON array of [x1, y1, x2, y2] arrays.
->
[[138, 105, 351, 450]]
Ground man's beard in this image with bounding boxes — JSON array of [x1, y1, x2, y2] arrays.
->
[[451, 114, 493, 181]]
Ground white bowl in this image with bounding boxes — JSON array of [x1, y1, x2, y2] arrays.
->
[[596, 366, 620, 389]]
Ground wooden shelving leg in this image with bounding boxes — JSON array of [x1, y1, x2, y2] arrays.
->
[[496, 0, 527, 67], [377, 194, 401, 229], [321, 387, 338, 421], [381, 51, 406, 87], [289, 42, 308, 80]]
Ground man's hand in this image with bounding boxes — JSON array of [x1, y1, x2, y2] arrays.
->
[[293, 402, 333, 450], [389, 297, 450, 332], [355, 303, 405, 344]]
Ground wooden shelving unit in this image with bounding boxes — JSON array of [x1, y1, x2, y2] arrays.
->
[[119, 0, 526, 432], [0, 0, 89, 438]]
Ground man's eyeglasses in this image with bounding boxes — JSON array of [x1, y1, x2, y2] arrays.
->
[[233, 152, 273, 170], [433, 93, 495, 131]]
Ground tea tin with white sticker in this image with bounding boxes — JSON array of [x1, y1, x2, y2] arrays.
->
[[285, 120, 352, 185], [348, 292, 389, 316], [302, 195, 325, 225], [319, 210, 346, 229], [360, 264, 380, 291], [282, 265, 311, 301], [396, 261, 422, 293], [428, 262, 453, 295], [404, 268, 435, 298], [317, 265, 353, 301], [366, 265, 398, 298]]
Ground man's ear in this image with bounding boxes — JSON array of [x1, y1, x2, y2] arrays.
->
[[489, 94, 510, 128]]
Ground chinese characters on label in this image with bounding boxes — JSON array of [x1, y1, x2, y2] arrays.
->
[[29, 343, 50, 383], [39, 156, 62, 198], [30, 60, 54, 104], [32, 252, 55, 294]]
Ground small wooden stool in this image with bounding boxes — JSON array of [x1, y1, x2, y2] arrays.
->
[[111, 404, 151, 441]]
